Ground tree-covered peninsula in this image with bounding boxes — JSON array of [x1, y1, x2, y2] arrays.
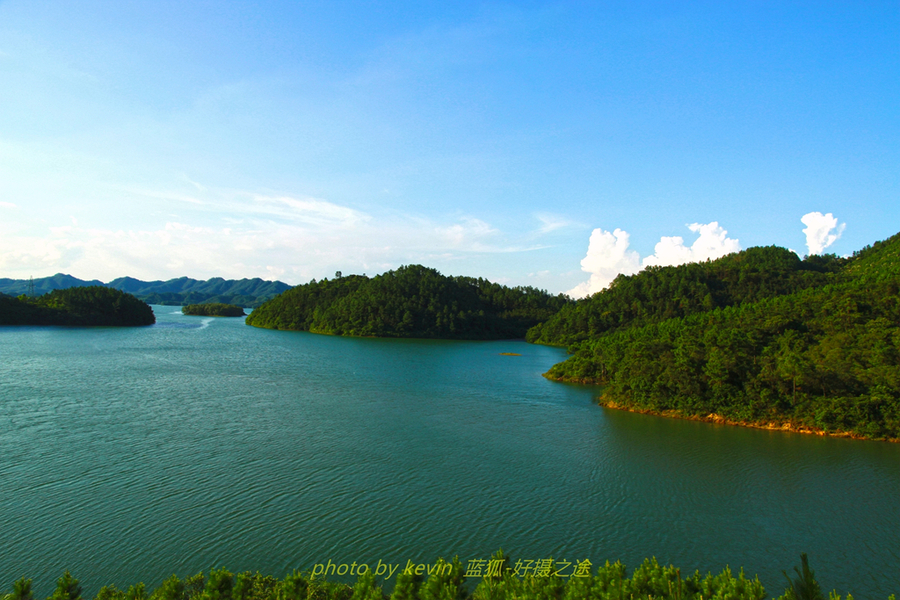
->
[[534, 232, 900, 442], [0, 286, 155, 326], [182, 303, 246, 317], [246, 265, 570, 339]]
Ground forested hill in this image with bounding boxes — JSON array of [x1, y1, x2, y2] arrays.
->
[[527, 245, 846, 347], [541, 232, 900, 441], [245, 264, 571, 339], [0, 287, 155, 326]]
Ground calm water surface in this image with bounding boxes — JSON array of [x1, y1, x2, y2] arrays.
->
[[1, 307, 898, 597]]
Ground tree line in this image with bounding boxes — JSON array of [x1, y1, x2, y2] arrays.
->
[[527, 246, 846, 347], [246, 265, 571, 340], [0, 287, 155, 326], [535, 232, 900, 441], [182, 303, 246, 317]]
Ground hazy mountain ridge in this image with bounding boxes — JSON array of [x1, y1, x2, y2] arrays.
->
[[0, 274, 291, 308]]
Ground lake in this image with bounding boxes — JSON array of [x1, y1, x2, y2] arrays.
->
[[1, 306, 898, 597]]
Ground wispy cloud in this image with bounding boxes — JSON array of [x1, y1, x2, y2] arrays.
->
[[251, 195, 369, 228], [0, 199, 542, 282], [534, 213, 576, 234], [182, 175, 207, 192], [0, 201, 17, 208], [120, 186, 206, 205], [436, 217, 497, 247]]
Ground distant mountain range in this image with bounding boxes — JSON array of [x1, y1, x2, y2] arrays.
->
[[0, 274, 292, 308]]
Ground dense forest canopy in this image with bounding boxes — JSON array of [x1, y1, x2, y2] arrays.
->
[[182, 303, 246, 317], [527, 246, 847, 347], [0, 287, 155, 326], [537, 232, 900, 441], [246, 265, 570, 339]]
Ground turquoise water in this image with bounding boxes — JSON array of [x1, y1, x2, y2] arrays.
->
[[1, 307, 898, 597]]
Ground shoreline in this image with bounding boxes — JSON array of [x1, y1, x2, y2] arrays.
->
[[543, 371, 899, 443], [598, 398, 900, 443]]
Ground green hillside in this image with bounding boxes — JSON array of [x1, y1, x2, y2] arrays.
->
[[540, 233, 900, 441], [246, 265, 570, 339], [844, 231, 900, 282], [0, 287, 155, 326], [527, 246, 846, 347]]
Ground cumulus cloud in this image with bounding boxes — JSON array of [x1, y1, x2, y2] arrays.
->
[[801, 212, 845, 255], [566, 228, 641, 299], [642, 222, 741, 268], [567, 222, 741, 299]]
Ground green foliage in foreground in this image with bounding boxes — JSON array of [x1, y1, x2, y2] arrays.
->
[[0, 286, 155, 326], [3, 555, 890, 600], [246, 265, 571, 339], [182, 303, 247, 317], [540, 232, 900, 441]]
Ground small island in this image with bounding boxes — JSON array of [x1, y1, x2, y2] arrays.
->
[[245, 264, 570, 339], [0, 286, 155, 326], [182, 303, 246, 317]]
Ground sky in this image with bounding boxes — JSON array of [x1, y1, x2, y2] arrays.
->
[[0, 1, 897, 296]]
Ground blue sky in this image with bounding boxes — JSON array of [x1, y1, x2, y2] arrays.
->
[[1, 1, 897, 294]]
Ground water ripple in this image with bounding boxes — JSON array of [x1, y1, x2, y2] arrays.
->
[[0, 313, 898, 598]]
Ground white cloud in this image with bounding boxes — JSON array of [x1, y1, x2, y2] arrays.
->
[[0, 201, 17, 208], [252, 195, 369, 228], [183, 175, 207, 192], [534, 213, 575, 234], [0, 204, 534, 283], [566, 228, 641, 299], [567, 222, 741, 299], [436, 217, 497, 247], [120, 186, 206, 206], [642, 222, 741, 268], [801, 212, 845, 255]]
